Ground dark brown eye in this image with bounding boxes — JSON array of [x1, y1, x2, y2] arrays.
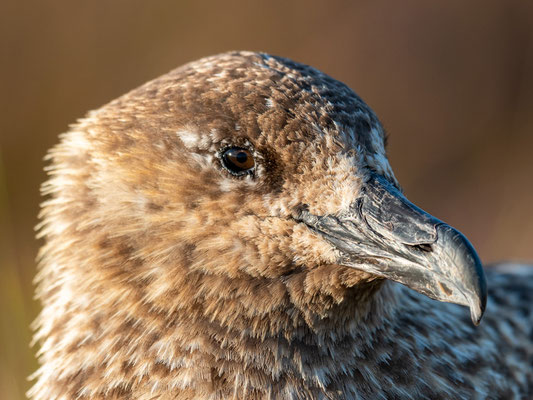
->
[[221, 147, 255, 176]]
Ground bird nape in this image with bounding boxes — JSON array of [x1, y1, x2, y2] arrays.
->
[[30, 52, 532, 400]]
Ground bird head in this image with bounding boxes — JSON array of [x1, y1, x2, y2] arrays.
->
[[39, 51, 486, 334]]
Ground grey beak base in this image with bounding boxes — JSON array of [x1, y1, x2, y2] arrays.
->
[[298, 174, 487, 325]]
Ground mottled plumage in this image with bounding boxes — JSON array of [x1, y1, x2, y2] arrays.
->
[[30, 52, 532, 399]]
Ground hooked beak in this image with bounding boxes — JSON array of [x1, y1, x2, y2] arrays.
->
[[298, 174, 487, 325]]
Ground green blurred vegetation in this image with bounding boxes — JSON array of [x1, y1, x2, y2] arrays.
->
[[1, 0, 532, 398]]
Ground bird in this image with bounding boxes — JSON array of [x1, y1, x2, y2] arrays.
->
[[29, 51, 532, 399]]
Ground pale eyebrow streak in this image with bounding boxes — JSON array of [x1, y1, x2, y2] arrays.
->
[[176, 129, 200, 149]]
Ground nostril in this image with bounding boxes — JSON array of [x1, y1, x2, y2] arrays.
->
[[408, 243, 433, 253]]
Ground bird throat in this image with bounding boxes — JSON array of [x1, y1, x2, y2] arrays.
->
[[124, 267, 396, 397]]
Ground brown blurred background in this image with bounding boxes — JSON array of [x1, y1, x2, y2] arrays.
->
[[1, 0, 532, 398]]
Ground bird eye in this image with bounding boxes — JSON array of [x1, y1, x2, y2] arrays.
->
[[221, 147, 255, 176]]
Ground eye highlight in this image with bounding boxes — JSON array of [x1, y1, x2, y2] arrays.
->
[[221, 147, 255, 176]]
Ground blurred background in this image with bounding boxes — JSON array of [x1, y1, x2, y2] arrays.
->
[[1, 0, 532, 398]]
